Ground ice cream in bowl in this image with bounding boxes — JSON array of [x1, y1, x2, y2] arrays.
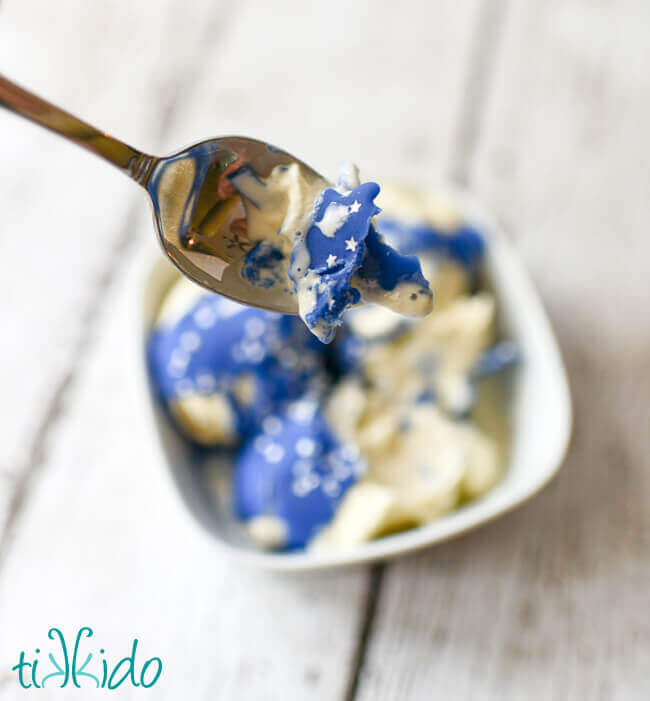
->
[[142, 174, 571, 570]]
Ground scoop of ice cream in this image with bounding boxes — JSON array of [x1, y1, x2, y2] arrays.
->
[[147, 277, 327, 446], [313, 398, 500, 550], [233, 399, 364, 549]]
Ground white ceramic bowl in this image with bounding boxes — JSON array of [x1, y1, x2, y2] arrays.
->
[[141, 190, 572, 571]]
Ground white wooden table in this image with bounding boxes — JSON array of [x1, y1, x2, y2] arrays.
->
[[0, 1, 648, 698]]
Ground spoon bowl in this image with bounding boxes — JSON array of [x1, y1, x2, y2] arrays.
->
[[146, 136, 326, 314]]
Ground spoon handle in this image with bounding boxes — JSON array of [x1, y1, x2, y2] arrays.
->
[[0, 74, 157, 186]]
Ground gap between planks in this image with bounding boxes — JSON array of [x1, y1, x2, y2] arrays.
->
[[345, 1, 512, 697], [450, 0, 511, 186], [344, 564, 385, 701]]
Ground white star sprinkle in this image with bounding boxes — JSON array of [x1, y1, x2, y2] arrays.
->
[[287, 399, 318, 423], [193, 305, 217, 329], [179, 331, 201, 351], [345, 237, 357, 252], [349, 200, 361, 213], [264, 443, 285, 464], [326, 254, 338, 268], [322, 478, 341, 498], [296, 437, 317, 458]]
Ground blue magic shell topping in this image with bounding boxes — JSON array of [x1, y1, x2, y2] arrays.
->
[[147, 294, 327, 441], [234, 402, 364, 550], [357, 223, 431, 293], [242, 241, 286, 289], [375, 216, 486, 272], [290, 182, 432, 343], [289, 182, 378, 342]]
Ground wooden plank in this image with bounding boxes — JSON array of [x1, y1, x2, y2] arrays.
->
[[0, 233, 370, 699], [356, 1, 650, 699], [0, 0, 233, 535], [163, 0, 483, 183], [0, 1, 483, 698]]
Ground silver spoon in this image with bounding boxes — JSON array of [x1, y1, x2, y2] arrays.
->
[[0, 74, 327, 314]]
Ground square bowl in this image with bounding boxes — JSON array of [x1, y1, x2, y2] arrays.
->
[[140, 189, 572, 571]]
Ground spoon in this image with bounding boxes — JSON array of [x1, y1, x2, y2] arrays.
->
[[0, 74, 326, 314]]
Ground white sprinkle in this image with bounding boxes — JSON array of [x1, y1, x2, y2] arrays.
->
[[305, 473, 320, 490], [180, 330, 201, 352], [326, 254, 338, 268], [254, 435, 272, 453], [264, 443, 285, 464], [322, 478, 341, 498], [349, 200, 361, 214], [287, 400, 318, 423], [245, 317, 266, 338], [293, 473, 320, 497], [169, 348, 190, 370], [193, 305, 217, 329], [292, 477, 311, 498], [345, 237, 358, 252], [262, 415, 283, 435], [242, 340, 265, 364], [296, 437, 317, 458]]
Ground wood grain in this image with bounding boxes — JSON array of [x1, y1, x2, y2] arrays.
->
[[0, 0, 235, 537], [356, 1, 650, 699]]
